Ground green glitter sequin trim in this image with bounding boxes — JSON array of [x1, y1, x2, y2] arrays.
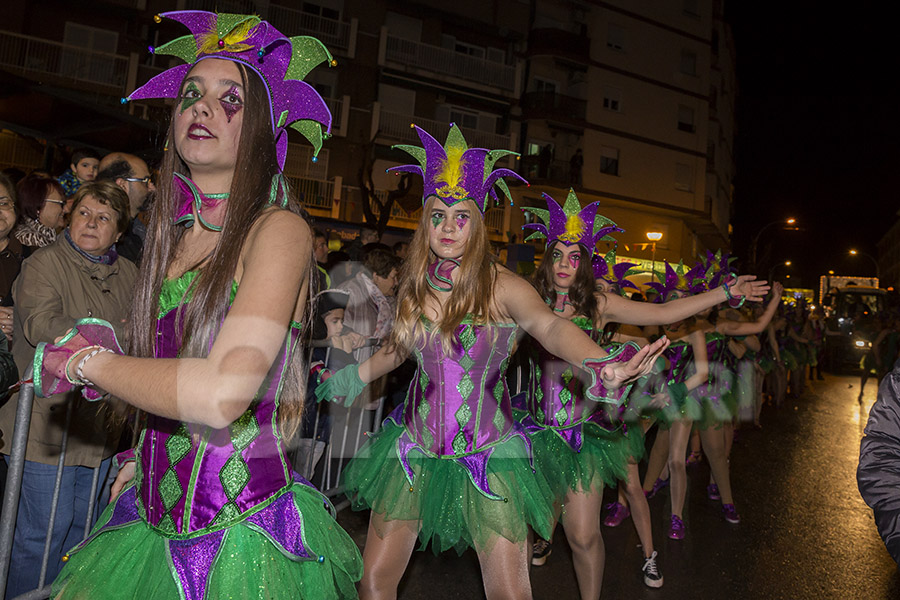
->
[[158, 271, 239, 317]]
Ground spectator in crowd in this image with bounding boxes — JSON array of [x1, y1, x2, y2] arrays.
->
[[393, 239, 409, 260], [326, 249, 354, 288], [0, 181, 137, 598], [57, 148, 100, 199], [0, 173, 23, 342], [343, 225, 379, 261], [96, 152, 156, 264], [312, 228, 330, 289], [337, 248, 400, 360], [14, 174, 67, 253]]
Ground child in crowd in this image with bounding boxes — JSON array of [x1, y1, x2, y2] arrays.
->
[[57, 148, 100, 199]]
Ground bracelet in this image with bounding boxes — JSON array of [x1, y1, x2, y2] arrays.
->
[[722, 279, 746, 309], [73, 346, 113, 386]]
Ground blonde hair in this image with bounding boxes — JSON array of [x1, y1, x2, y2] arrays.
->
[[390, 197, 497, 352]]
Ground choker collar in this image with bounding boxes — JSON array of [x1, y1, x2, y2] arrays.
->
[[552, 292, 573, 313], [427, 258, 460, 292], [173, 173, 228, 231]]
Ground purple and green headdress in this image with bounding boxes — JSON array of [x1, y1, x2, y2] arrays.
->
[[125, 11, 333, 170], [522, 188, 623, 251], [646, 260, 708, 303], [699, 250, 737, 289], [386, 124, 527, 213], [592, 250, 639, 294]]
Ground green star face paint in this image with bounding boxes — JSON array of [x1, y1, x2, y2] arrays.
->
[[179, 81, 202, 113]]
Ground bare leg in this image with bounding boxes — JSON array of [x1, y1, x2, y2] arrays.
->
[[667, 421, 693, 518], [561, 488, 606, 600], [617, 482, 628, 507], [643, 428, 670, 492], [476, 536, 533, 600], [710, 422, 735, 486], [699, 427, 734, 505], [358, 513, 419, 600], [623, 461, 654, 557]]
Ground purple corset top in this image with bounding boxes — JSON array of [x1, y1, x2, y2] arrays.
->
[[402, 317, 517, 457], [135, 274, 302, 536], [525, 317, 615, 431]]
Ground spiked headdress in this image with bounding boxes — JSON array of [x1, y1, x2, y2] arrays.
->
[[386, 124, 526, 213], [592, 250, 639, 293], [126, 11, 333, 170], [646, 260, 708, 303], [522, 189, 623, 250]]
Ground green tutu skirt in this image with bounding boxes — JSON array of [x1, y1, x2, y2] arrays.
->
[[781, 348, 800, 371], [529, 422, 640, 503], [695, 389, 738, 430], [52, 482, 363, 599], [341, 422, 557, 555]]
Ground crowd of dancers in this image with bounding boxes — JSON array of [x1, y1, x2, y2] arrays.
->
[[10, 9, 840, 600]]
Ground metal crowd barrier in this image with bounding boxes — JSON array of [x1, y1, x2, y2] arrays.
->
[[0, 370, 119, 600]]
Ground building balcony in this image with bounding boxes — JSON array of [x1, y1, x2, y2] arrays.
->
[[518, 155, 573, 185], [375, 107, 513, 151], [184, 0, 354, 52], [527, 28, 590, 63], [521, 91, 587, 122], [287, 176, 335, 216], [382, 33, 518, 94], [0, 30, 129, 100]]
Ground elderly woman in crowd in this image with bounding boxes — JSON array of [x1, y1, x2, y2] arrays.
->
[[13, 173, 67, 254], [0, 172, 23, 326], [0, 180, 137, 598]]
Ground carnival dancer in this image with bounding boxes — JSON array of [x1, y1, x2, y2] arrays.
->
[[315, 126, 669, 600], [33, 11, 362, 598], [519, 192, 769, 595]]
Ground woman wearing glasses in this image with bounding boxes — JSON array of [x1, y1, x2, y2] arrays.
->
[[13, 173, 67, 254]]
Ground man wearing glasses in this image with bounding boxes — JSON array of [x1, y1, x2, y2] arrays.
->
[[97, 152, 156, 264]]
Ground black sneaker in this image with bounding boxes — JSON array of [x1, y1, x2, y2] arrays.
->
[[531, 538, 552, 566], [642, 550, 664, 588]]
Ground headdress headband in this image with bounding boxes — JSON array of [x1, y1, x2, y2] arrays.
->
[[125, 11, 334, 170], [386, 124, 527, 214], [646, 260, 708, 303], [522, 189, 623, 251]]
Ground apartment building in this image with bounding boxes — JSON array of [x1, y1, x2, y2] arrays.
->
[[0, 0, 735, 260]]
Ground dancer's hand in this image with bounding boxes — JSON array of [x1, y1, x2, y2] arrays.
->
[[600, 336, 671, 390], [314, 364, 365, 407], [648, 391, 670, 409], [111, 461, 135, 501], [729, 275, 770, 302], [770, 281, 784, 300]]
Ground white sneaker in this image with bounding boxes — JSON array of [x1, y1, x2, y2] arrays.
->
[[642, 550, 664, 588]]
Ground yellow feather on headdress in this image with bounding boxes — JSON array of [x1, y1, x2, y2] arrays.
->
[[198, 17, 257, 55], [559, 214, 586, 243], [435, 146, 468, 200]]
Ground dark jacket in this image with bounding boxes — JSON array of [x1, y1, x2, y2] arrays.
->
[[858, 366, 900, 562]]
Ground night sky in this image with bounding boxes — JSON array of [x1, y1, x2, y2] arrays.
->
[[726, 3, 900, 289]]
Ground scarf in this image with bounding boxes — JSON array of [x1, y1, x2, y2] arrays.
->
[[359, 272, 393, 341], [64, 228, 119, 265], [14, 218, 57, 248]]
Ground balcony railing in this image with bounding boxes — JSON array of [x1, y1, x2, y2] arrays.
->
[[485, 208, 505, 233], [284, 144, 329, 180], [269, 5, 351, 50], [287, 176, 334, 212], [521, 91, 587, 121], [0, 30, 129, 92], [385, 35, 516, 92], [371, 190, 422, 224], [325, 97, 343, 133], [378, 109, 512, 151], [184, 0, 352, 50]]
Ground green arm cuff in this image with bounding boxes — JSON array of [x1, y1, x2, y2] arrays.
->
[[314, 364, 365, 407]]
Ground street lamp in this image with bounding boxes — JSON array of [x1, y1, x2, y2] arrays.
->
[[749, 217, 798, 272], [646, 231, 663, 270], [768, 260, 792, 284], [849, 249, 880, 281]]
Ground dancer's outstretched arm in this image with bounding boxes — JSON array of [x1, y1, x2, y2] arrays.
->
[[717, 282, 784, 336], [599, 275, 769, 327]]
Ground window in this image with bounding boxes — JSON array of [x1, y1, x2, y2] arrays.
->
[[602, 86, 622, 112], [600, 146, 619, 176], [533, 77, 559, 94], [302, 2, 340, 20], [677, 105, 695, 133], [63, 23, 118, 83], [680, 49, 697, 75], [675, 163, 693, 191], [448, 107, 479, 130], [607, 23, 625, 52]]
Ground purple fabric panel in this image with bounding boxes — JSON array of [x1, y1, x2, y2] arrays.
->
[[555, 425, 583, 453], [168, 528, 226, 600], [187, 428, 232, 531], [71, 486, 141, 554], [244, 491, 314, 560], [155, 309, 181, 359], [396, 431, 419, 486], [455, 447, 500, 500]]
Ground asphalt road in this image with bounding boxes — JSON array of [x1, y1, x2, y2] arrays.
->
[[337, 372, 899, 599]]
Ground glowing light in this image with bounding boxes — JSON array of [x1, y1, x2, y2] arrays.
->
[[786, 218, 796, 225], [646, 232, 663, 242]]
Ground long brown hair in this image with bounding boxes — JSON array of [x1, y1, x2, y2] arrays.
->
[[127, 59, 313, 435], [390, 197, 496, 352], [533, 241, 601, 323]]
